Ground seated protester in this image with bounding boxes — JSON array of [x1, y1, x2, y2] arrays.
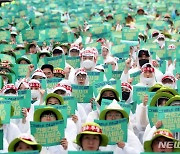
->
[[0, 84, 29, 133], [53, 68, 65, 78], [16, 56, 31, 64], [74, 122, 108, 151], [79, 47, 98, 72], [26, 64, 47, 80], [74, 68, 89, 86], [86, 85, 120, 122], [60, 43, 70, 55], [33, 106, 76, 153], [69, 43, 80, 57], [0, 71, 12, 85], [144, 129, 180, 152], [136, 63, 157, 87], [104, 56, 119, 71], [99, 100, 143, 154], [28, 79, 45, 105], [140, 89, 175, 143], [52, 80, 87, 124], [52, 46, 64, 57], [44, 93, 81, 137], [37, 48, 51, 59], [27, 43, 38, 54], [15, 78, 29, 90], [8, 133, 42, 152], [161, 72, 177, 89], [41, 64, 54, 79]]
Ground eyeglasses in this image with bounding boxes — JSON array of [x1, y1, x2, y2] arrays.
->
[[41, 113, 56, 118], [156, 97, 169, 107]]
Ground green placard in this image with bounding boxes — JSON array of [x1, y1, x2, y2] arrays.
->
[[25, 54, 37, 66], [148, 106, 158, 127], [122, 28, 139, 41], [133, 86, 149, 104], [45, 55, 65, 69], [31, 17, 45, 28], [0, 100, 11, 124], [93, 80, 121, 98], [18, 90, 31, 108], [65, 56, 80, 69], [14, 64, 29, 79], [104, 64, 113, 81], [63, 96, 77, 117], [45, 28, 62, 40], [2, 151, 39, 154], [0, 19, 8, 28], [46, 78, 62, 90], [14, 50, 26, 57], [72, 85, 93, 103], [68, 151, 113, 154], [0, 31, 10, 41], [87, 71, 104, 85], [22, 30, 39, 42], [0, 54, 15, 64], [158, 106, 180, 131], [152, 20, 168, 30], [117, 59, 126, 71], [0, 129, 3, 150], [130, 71, 141, 85], [112, 71, 123, 80], [94, 119, 128, 145], [30, 120, 65, 146], [1, 96, 25, 119], [16, 19, 30, 31], [111, 44, 129, 55]]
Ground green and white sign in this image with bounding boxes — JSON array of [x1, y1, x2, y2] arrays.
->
[[0, 100, 11, 124]]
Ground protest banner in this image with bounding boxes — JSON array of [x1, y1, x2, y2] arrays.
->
[[0, 100, 11, 124], [30, 120, 65, 146], [72, 84, 93, 103], [95, 119, 128, 145]]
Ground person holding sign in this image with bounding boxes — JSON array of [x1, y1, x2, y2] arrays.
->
[[33, 106, 76, 153], [144, 129, 180, 152], [8, 133, 42, 152], [53, 68, 65, 78], [0, 84, 30, 133], [86, 85, 120, 122], [80, 47, 98, 72], [99, 100, 143, 154], [73, 68, 89, 86], [74, 122, 109, 151], [15, 78, 29, 90], [69, 43, 80, 57]]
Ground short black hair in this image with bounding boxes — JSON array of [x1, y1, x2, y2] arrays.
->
[[41, 64, 54, 73]]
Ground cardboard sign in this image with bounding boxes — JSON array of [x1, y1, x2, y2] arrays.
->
[[72, 84, 93, 103], [95, 119, 128, 145], [30, 120, 65, 146], [148, 106, 158, 127]]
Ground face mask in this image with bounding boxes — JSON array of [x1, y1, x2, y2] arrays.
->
[[158, 40, 165, 47], [81, 60, 95, 70], [122, 91, 130, 101], [4, 93, 17, 96], [139, 59, 149, 67], [163, 83, 175, 89], [31, 90, 40, 100], [142, 78, 154, 86]]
